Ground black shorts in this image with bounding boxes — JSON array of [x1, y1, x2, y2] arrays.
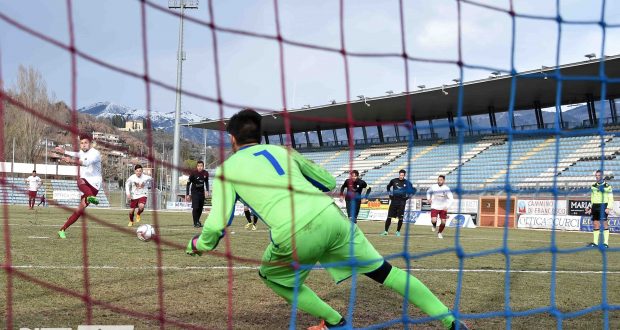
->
[[591, 204, 608, 221], [191, 193, 205, 209], [388, 201, 406, 218]]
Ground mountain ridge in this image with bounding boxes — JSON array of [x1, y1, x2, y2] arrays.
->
[[78, 101, 216, 144]]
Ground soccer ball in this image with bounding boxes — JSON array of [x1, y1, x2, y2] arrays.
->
[[136, 224, 155, 242]]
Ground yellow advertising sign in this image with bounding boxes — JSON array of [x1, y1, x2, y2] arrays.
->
[[361, 199, 390, 210]]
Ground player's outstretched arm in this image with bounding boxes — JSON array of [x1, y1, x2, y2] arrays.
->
[[292, 149, 335, 192], [187, 167, 237, 255], [406, 180, 416, 198], [364, 185, 372, 199], [185, 174, 193, 201], [125, 176, 132, 199], [56, 146, 78, 157], [339, 179, 348, 196]]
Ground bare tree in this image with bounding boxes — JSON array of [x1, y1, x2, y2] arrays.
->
[[4, 66, 54, 163]]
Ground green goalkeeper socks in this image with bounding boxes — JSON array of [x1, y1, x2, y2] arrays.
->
[[383, 267, 455, 328], [262, 278, 342, 325], [262, 268, 456, 328], [604, 229, 609, 245]]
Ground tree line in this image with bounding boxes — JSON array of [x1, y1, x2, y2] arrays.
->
[[2, 66, 216, 183]]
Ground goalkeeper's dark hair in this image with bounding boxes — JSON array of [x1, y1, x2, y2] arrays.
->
[[227, 109, 262, 145], [134, 164, 143, 171]]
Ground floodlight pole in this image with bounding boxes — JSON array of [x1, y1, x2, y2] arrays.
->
[[45, 138, 48, 179], [203, 130, 207, 164], [168, 0, 197, 204]]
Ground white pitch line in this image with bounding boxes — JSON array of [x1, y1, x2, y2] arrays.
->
[[27, 236, 50, 239], [409, 268, 620, 275], [6, 222, 271, 233], [2, 222, 590, 241], [3, 222, 616, 245], [7, 265, 620, 274]]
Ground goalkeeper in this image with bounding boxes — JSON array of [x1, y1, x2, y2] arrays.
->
[[186, 109, 468, 330]]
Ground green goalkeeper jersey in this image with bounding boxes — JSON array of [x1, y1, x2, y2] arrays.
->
[[192, 144, 336, 251]]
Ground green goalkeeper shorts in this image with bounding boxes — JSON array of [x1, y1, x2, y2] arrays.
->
[[259, 204, 384, 287]]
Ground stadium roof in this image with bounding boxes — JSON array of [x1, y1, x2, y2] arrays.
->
[[187, 55, 620, 135]]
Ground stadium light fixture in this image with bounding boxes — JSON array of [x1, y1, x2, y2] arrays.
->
[[304, 104, 311, 109], [357, 95, 370, 107], [417, 85, 426, 90], [169, 0, 198, 8], [330, 99, 336, 104], [386, 90, 394, 95], [168, 0, 199, 203], [540, 66, 549, 80], [441, 85, 448, 96], [490, 71, 500, 78], [585, 53, 596, 60], [452, 78, 460, 84]]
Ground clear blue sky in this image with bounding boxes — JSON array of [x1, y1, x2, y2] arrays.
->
[[1, 0, 619, 120]]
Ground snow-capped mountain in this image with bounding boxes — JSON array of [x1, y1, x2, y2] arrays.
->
[[79, 101, 203, 126], [78, 101, 213, 144]]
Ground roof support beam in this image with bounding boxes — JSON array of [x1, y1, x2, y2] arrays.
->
[[534, 101, 544, 129], [447, 111, 456, 137], [586, 93, 597, 126], [610, 98, 618, 124], [488, 106, 497, 134]]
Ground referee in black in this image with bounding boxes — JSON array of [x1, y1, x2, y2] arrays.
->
[[185, 160, 209, 227]]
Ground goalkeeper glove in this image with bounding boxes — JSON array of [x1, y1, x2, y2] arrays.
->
[[186, 234, 203, 256]]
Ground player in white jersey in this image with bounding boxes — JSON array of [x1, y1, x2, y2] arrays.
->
[[25, 170, 42, 209], [125, 164, 153, 227], [426, 175, 453, 239], [54, 134, 102, 239]]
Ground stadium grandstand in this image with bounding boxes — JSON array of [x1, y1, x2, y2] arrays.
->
[[3, 1, 620, 329], [190, 55, 620, 195]]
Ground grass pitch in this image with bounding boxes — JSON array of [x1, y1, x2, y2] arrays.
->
[[1, 205, 619, 329]]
